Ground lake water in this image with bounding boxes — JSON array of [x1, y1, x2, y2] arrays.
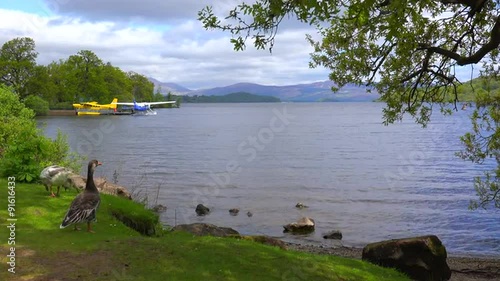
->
[[36, 103, 500, 257]]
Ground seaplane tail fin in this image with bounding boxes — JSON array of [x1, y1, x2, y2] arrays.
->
[[110, 98, 118, 109]]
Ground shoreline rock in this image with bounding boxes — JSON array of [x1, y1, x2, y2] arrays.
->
[[172, 223, 238, 237], [362, 235, 451, 281], [233, 235, 287, 250], [172, 223, 286, 250], [68, 175, 132, 199], [283, 217, 315, 234]]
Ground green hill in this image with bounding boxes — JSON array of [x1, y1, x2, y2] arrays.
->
[[456, 76, 500, 102], [182, 92, 281, 103]]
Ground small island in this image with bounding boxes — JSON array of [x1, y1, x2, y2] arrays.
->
[[181, 92, 281, 103]]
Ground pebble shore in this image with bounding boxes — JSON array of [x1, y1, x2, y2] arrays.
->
[[285, 242, 500, 281]]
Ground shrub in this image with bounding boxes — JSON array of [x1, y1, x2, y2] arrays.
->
[[0, 85, 35, 155], [0, 85, 82, 182], [24, 95, 49, 116]]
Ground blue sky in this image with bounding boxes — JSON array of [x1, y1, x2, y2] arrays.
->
[[0, 0, 52, 15]]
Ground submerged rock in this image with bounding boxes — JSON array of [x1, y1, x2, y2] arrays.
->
[[195, 204, 210, 216], [283, 217, 315, 234], [362, 235, 451, 281], [151, 204, 167, 213], [323, 230, 342, 240], [172, 223, 239, 237], [295, 202, 309, 209]]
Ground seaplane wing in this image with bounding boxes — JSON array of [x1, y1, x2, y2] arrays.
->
[[111, 99, 176, 115], [112, 101, 176, 106], [143, 101, 177, 105], [81, 101, 98, 105]]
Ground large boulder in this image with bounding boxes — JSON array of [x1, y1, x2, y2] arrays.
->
[[283, 217, 315, 234], [68, 175, 132, 199], [172, 223, 239, 237], [362, 235, 451, 281]]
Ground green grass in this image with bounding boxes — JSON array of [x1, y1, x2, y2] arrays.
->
[[105, 194, 160, 236], [0, 179, 410, 281]]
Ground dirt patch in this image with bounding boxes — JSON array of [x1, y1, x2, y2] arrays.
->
[[30, 251, 110, 280], [285, 243, 500, 281], [13, 246, 129, 281]]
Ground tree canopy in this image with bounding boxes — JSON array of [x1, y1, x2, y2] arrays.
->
[[0, 37, 38, 98], [198, 0, 500, 209], [0, 37, 168, 111]]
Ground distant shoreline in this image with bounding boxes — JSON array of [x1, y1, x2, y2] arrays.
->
[[181, 91, 281, 103], [47, 109, 76, 116]]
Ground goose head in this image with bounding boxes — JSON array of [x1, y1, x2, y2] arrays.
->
[[88, 159, 102, 173]]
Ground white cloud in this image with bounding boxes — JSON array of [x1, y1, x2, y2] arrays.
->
[[0, 7, 330, 90], [44, 0, 241, 24]]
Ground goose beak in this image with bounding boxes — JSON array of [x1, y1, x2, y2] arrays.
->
[[97, 161, 102, 166]]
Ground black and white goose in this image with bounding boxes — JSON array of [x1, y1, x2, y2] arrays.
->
[[40, 165, 75, 197], [60, 160, 102, 233]]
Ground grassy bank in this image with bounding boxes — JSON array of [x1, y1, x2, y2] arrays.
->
[[0, 179, 410, 281]]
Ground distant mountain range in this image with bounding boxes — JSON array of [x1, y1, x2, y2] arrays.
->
[[149, 78, 378, 102], [149, 77, 192, 93]]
